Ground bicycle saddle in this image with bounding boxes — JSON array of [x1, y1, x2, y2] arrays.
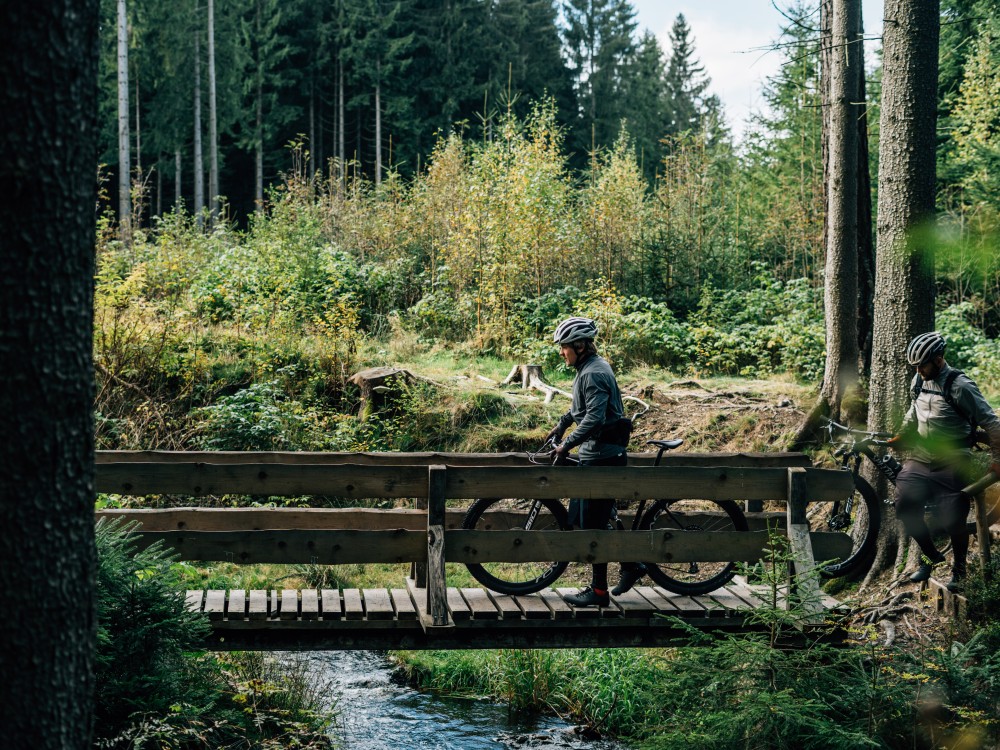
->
[[647, 439, 683, 450]]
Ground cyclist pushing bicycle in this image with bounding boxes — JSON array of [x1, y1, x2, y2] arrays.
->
[[892, 332, 1000, 591], [545, 316, 642, 607]]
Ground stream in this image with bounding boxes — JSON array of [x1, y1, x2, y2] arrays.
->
[[307, 651, 630, 750]]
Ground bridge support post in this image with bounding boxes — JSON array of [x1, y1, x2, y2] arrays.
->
[[427, 465, 453, 627], [786, 467, 824, 627]]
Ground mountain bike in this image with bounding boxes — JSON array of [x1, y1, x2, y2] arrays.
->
[[814, 417, 890, 577], [461, 438, 750, 596], [819, 416, 1000, 577]]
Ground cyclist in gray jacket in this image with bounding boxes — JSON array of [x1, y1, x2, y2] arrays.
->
[[894, 332, 1000, 591], [547, 317, 643, 606]]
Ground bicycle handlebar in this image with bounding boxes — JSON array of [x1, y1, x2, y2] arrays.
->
[[820, 416, 894, 446]]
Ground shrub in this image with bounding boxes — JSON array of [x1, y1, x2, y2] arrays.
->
[[93, 519, 336, 748]]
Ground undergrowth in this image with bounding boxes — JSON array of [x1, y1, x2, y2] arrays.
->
[[93, 519, 336, 748], [392, 534, 1000, 748]]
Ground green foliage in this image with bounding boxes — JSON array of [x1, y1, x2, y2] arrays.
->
[[195, 376, 312, 450], [688, 266, 824, 379], [93, 520, 335, 748], [94, 519, 215, 740]]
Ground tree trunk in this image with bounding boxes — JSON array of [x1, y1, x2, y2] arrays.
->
[[338, 57, 345, 186], [1, 0, 99, 745], [193, 0, 205, 226], [117, 0, 131, 243], [375, 72, 382, 186], [174, 148, 182, 209], [820, 0, 862, 418], [207, 0, 218, 224], [792, 0, 868, 449], [864, 0, 939, 583]]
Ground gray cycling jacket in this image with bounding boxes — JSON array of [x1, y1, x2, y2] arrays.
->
[[554, 353, 625, 461], [901, 363, 1000, 464]]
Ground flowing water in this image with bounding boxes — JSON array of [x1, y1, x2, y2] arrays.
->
[[307, 651, 629, 750]]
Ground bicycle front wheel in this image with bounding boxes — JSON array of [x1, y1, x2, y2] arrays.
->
[[640, 498, 749, 595], [810, 473, 880, 578], [461, 497, 570, 596]]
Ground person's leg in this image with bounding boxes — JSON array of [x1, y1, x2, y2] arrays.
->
[[936, 467, 972, 589], [564, 454, 623, 606], [895, 462, 946, 582]]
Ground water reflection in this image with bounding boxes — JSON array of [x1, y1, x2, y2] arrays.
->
[[307, 651, 626, 750]]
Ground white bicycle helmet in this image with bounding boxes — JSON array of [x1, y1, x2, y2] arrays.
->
[[553, 316, 598, 344], [906, 331, 946, 366]]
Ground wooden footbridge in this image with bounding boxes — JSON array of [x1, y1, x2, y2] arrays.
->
[[95, 450, 856, 650]]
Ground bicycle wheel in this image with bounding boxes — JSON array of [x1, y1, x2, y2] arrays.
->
[[809, 473, 880, 578], [461, 497, 570, 596], [639, 498, 749, 595]]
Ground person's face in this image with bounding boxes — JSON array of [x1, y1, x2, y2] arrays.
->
[[560, 343, 577, 366], [916, 355, 943, 381]]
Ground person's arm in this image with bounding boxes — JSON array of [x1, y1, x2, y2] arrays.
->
[[955, 377, 1000, 468], [894, 375, 920, 445], [548, 411, 574, 443], [562, 376, 610, 449]]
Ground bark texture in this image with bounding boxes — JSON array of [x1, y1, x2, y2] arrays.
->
[[865, 0, 939, 581], [820, 0, 862, 417], [0, 0, 100, 746]]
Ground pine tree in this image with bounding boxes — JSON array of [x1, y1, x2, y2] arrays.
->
[[622, 30, 668, 181], [664, 13, 715, 136], [562, 0, 637, 158]]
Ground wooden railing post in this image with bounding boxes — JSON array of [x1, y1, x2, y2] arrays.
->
[[426, 465, 452, 627], [786, 467, 824, 626], [411, 494, 428, 588], [974, 494, 993, 580]]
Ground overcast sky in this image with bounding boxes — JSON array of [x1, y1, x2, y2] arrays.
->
[[629, 1, 885, 136]]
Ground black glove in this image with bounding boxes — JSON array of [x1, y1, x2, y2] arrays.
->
[[545, 427, 564, 445], [552, 442, 570, 465]]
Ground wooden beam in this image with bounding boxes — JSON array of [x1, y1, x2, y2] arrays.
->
[[446, 529, 852, 564], [443, 466, 852, 501], [426, 465, 452, 628], [786, 467, 824, 626], [96, 449, 812, 468], [97, 507, 436, 532], [96, 462, 427, 497], [127, 529, 425, 564], [120, 527, 851, 565]]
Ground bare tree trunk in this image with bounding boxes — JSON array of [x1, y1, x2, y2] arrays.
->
[[255, 84, 263, 210], [338, 57, 345, 186], [821, 0, 862, 416], [1, 0, 99, 745], [375, 69, 382, 186], [117, 0, 131, 244], [207, 0, 218, 225], [174, 148, 182, 209], [792, 0, 867, 449], [193, 0, 204, 226], [864, 0, 939, 584], [856, 10, 875, 378]]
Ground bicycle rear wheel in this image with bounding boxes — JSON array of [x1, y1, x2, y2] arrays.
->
[[810, 473, 880, 578], [461, 497, 570, 596], [640, 498, 749, 595]]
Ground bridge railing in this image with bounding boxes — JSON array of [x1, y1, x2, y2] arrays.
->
[[95, 451, 854, 628]]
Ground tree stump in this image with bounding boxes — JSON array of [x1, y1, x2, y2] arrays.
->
[[349, 367, 417, 420], [501, 364, 570, 403]]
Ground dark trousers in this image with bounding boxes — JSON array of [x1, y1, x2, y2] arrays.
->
[[568, 451, 627, 590], [895, 460, 972, 572]]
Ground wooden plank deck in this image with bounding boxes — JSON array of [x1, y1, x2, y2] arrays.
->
[[188, 580, 846, 651]]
